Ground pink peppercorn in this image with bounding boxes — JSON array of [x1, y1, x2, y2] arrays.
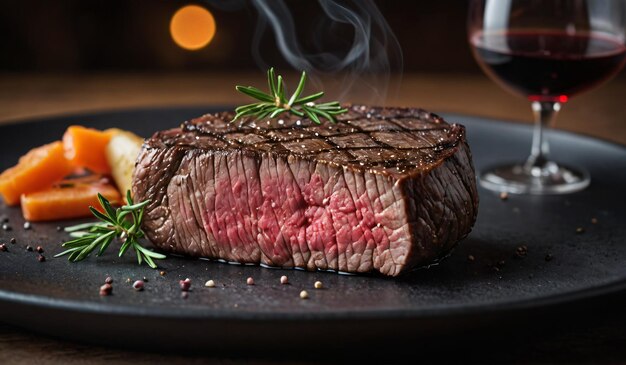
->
[[99, 284, 112, 296], [133, 280, 144, 291], [180, 278, 191, 291]]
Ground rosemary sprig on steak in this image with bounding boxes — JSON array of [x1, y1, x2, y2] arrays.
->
[[54, 191, 165, 269], [232, 67, 347, 124]]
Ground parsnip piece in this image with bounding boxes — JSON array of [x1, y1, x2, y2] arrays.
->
[[105, 130, 144, 198]]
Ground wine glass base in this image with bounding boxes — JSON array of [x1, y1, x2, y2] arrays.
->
[[479, 162, 590, 195]]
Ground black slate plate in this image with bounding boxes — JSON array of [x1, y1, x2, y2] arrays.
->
[[0, 106, 625, 351]]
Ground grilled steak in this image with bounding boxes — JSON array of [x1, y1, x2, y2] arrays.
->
[[132, 105, 478, 276]]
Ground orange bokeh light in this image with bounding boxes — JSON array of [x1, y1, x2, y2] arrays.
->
[[170, 5, 216, 51]]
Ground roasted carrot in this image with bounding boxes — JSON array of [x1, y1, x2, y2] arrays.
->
[[0, 141, 74, 206], [63, 126, 115, 173], [21, 175, 122, 221]]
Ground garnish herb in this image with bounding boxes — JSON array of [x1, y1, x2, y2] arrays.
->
[[232, 67, 347, 124], [54, 191, 165, 268]]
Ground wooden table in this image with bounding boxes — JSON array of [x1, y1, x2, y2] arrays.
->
[[1, 72, 625, 145], [0, 73, 625, 364]]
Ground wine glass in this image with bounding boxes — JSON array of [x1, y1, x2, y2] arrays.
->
[[468, 0, 626, 194]]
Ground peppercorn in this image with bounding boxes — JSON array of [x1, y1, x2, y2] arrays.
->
[[36, 246, 44, 253], [280, 275, 289, 285], [246, 277, 255, 285], [23, 222, 31, 230], [105, 277, 113, 284], [133, 280, 144, 291], [499, 192, 509, 201], [100, 284, 112, 296], [516, 245, 528, 258], [180, 278, 191, 291], [10, 238, 16, 244], [0, 244, 7, 252], [25, 245, 33, 252], [2, 223, 12, 231], [37, 255, 45, 262]]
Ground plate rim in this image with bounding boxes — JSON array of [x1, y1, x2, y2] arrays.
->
[[1, 276, 626, 322]]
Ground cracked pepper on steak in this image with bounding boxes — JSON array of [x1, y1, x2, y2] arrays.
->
[[132, 105, 479, 276]]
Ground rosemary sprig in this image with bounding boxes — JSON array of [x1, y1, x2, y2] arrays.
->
[[231, 67, 348, 124], [54, 191, 165, 269]]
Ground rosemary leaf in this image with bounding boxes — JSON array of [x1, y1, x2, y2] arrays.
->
[[89, 206, 115, 225], [97, 193, 117, 223], [294, 91, 324, 105], [232, 67, 345, 124], [235, 86, 274, 103], [55, 191, 164, 268], [287, 71, 307, 107], [64, 222, 107, 232]]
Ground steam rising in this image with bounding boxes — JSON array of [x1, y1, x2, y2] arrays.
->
[[249, 0, 403, 104]]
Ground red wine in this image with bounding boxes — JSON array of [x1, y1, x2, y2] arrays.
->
[[471, 30, 626, 102]]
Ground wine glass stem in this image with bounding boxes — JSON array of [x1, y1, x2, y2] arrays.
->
[[526, 101, 561, 171]]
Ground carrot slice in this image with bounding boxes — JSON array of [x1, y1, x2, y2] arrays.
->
[[21, 175, 122, 221], [0, 141, 74, 206], [63, 126, 115, 173]]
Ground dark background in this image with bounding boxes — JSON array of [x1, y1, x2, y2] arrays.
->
[[0, 0, 477, 73]]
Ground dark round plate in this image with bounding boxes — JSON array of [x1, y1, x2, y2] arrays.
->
[[0, 107, 625, 351]]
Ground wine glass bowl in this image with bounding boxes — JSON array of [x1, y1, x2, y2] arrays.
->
[[468, 0, 626, 194]]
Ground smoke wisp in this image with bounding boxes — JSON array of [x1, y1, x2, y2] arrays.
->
[[250, 0, 403, 104]]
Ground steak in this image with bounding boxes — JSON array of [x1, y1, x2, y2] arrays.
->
[[132, 105, 478, 276]]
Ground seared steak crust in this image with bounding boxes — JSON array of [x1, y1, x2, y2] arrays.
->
[[133, 105, 478, 276]]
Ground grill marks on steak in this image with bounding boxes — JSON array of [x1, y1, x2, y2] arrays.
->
[[133, 105, 478, 276]]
